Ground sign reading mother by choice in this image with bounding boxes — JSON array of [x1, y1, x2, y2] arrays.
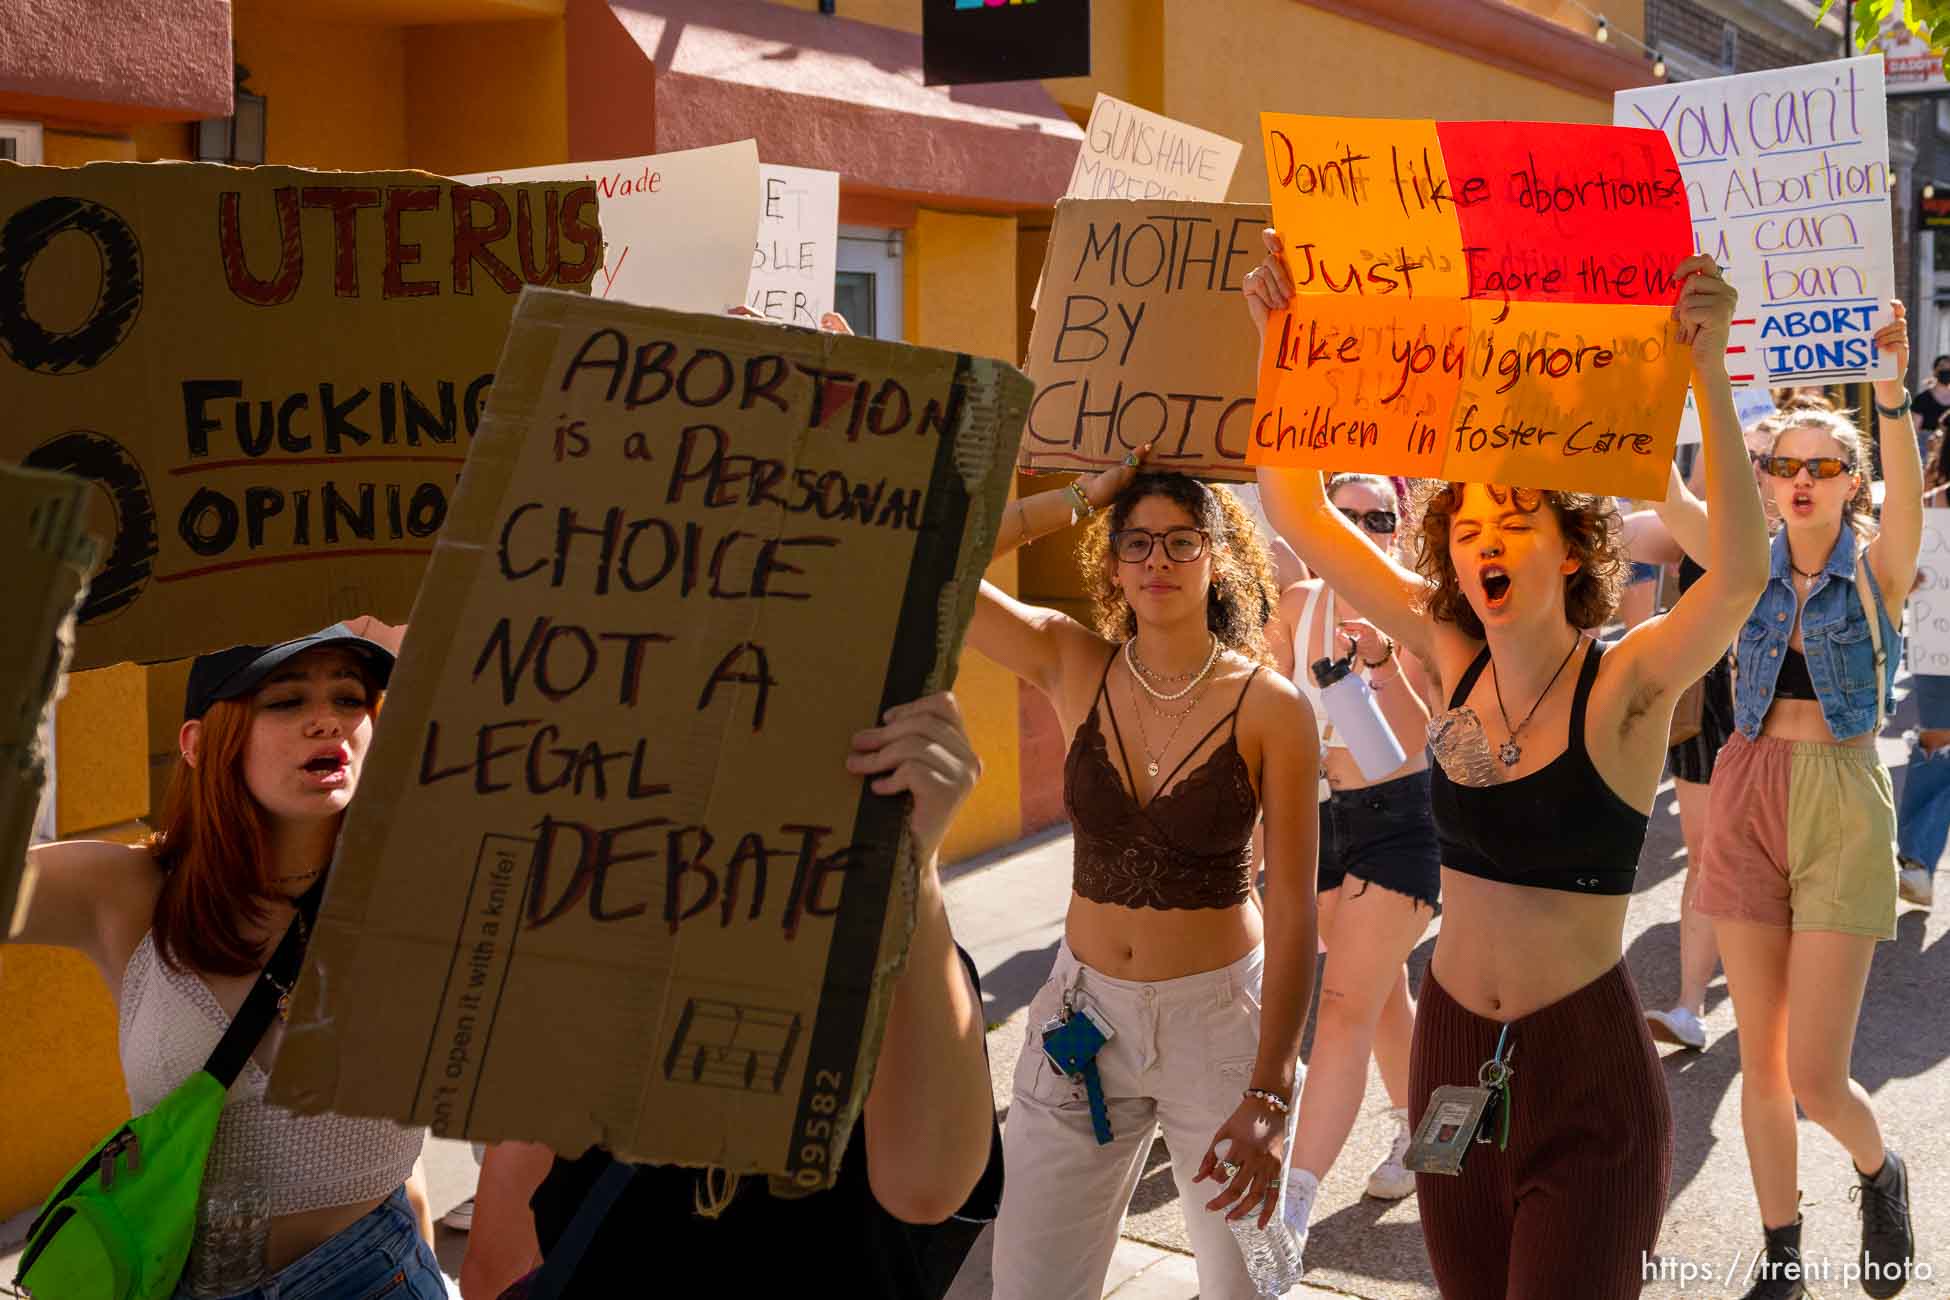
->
[[1617, 55, 1895, 387], [267, 293, 1028, 1182], [1250, 114, 1694, 497], [0, 162, 600, 670]]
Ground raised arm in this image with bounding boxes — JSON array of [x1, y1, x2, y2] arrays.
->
[[1612, 257, 1769, 691], [1868, 304, 1923, 615], [1645, 458, 1711, 567], [1243, 229, 1437, 666], [847, 693, 993, 1223], [966, 459, 1137, 698]]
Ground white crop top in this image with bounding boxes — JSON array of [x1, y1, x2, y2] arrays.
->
[[1288, 584, 1348, 752], [119, 932, 424, 1217]]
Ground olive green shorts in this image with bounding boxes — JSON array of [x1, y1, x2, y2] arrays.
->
[[1699, 734, 1898, 940]]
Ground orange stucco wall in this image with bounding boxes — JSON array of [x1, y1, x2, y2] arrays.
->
[[404, 19, 568, 175], [234, 0, 411, 169]]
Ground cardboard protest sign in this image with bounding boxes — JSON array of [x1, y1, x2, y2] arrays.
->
[[1068, 95, 1243, 203], [1250, 115, 1694, 497], [0, 465, 98, 937], [1909, 508, 1950, 674], [267, 292, 1029, 1182], [1022, 199, 1269, 481], [748, 164, 839, 327], [460, 142, 760, 314], [0, 161, 601, 671], [1617, 56, 1895, 387]]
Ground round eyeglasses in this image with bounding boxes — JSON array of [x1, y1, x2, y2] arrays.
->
[[1110, 527, 1209, 564]]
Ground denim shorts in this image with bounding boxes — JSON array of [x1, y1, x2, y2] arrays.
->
[[1317, 768, 1441, 909], [1627, 560, 1660, 586], [1908, 671, 1950, 730], [175, 1188, 448, 1300]]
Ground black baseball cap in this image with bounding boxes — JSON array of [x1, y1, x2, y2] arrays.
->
[[183, 623, 396, 721]]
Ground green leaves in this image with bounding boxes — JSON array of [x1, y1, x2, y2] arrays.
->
[[1825, 1, 1950, 78]]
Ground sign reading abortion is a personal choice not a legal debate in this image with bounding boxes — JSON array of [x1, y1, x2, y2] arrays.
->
[[267, 293, 1030, 1182], [1617, 56, 1895, 388], [0, 162, 601, 670], [1250, 114, 1695, 498]]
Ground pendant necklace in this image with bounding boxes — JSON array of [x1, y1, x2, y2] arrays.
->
[[1131, 679, 1209, 779], [1489, 634, 1583, 768]]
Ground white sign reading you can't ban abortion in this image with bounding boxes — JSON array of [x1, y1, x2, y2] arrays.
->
[[1616, 56, 1896, 388]]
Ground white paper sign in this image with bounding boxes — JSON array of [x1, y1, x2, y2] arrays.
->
[[1910, 508, 1950, 672], [748, 164, 839, 327], [1067, 94, 1243, 202], [1675, 384, 1778, 445], [1617, 57, 1895, 387], [460, 142, 761, 314]]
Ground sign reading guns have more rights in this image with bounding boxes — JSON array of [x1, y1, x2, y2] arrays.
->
[[1617, 55, 1895, 387], [1251, 114, 1694, 498]]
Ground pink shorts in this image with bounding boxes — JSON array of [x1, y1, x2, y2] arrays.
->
[[1698, 733, 1897, 940]]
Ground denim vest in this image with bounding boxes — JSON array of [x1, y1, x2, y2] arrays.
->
[[1732, 526, 1900, 741]]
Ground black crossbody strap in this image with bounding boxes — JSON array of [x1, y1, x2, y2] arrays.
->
[[202, 873, 327, 1089], [527, 1158, 637, 1300]]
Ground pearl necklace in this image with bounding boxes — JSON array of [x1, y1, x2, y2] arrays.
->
[[1123, 634, 1221, 703]]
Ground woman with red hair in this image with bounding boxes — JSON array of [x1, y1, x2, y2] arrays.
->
[[9, 622, 446, 1299]]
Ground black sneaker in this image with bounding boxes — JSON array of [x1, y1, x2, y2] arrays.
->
[[1852, 1150, 1915, 1298], [1738, 1216, 1812, 1300]]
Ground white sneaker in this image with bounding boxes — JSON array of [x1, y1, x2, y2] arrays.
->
[[1900, 865, 1935, 908], [439, 1197, 474, 1231], [1644, 1006, 1707, 1051], [1281, 1167, 1318, 1257], [1365, 1106, 1417, 1200]]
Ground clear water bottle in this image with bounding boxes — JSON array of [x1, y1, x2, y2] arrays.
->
[[1227, 1201, 1305, 1296], [182, 1179, 270, 1297]]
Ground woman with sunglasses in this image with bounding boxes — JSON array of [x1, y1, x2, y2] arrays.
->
[[972, 463, 1318, 1300], [1245, 229, 1767, 1298], [1687, 340, 1922, 1297], [1267, 472, 1438, 1250]]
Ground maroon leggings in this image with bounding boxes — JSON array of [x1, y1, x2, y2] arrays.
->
[[1409, 962, 1672, 1299]]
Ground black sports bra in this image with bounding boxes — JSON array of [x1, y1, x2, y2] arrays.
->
[[1773, 645, 1819, 700], [1427, 637, 1649, 895]]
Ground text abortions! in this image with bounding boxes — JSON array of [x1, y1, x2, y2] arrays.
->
[[415, 328, 968, 939], [1250, 114, 1692, 492], [1617, 56, 1895, 384]]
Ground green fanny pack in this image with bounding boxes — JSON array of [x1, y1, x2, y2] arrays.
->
[[14, 878, 322, 1300]]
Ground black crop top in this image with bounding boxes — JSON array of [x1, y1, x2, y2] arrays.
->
[[1428, 637, 1650, 895], [1773, 645, 1818, 700]]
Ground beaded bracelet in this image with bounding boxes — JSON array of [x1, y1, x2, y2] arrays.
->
[[1243, 1087, 1290, 1115], [1064, 481, 1093, 520]]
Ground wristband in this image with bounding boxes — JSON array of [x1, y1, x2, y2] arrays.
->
[[1875, 391, 1912, 420], [1359, 634, 1396, 669], [1064, 481, 1094, 520], [1242, 1087, 1290, 1115]]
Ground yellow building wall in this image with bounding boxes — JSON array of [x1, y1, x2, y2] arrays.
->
[[234, 0, 411, 169], [0, 947, 130, 1218], [1166, 0, 1620, 205], [404, 20, 567, 175], [54, 666, 149, 837], [905, 209, 1024, 863]]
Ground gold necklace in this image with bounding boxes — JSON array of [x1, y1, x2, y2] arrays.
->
[[1129, 674, 1210, 778], [1124, 635, 1221, 703]]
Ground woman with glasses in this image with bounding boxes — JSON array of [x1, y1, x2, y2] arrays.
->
[[1267, 472, 1438, 1251], [1685, 357, 1923, 1297], [972, 463, 1318, 1300], [1245, 228, 1768, 1298]]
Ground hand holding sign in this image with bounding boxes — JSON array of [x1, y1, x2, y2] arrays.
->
[[845, 693, 981, 859], [1671, 255, 1738, 363]]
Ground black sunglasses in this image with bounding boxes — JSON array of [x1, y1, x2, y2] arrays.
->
[[1110, 527, 1210, 564], [1758, 455, 1852, 481], [1339, 507, 1398, 534]]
